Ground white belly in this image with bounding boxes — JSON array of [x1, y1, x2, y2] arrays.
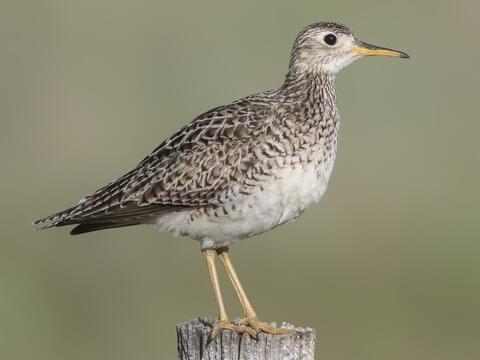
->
[[153, 158, 335, 249]]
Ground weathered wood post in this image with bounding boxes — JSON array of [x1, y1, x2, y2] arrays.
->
[[177, 318, 316, 360]]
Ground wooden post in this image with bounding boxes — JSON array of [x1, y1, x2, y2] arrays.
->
[[177, 318, 316, 360]]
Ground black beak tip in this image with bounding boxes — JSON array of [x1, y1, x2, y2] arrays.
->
[[400, 51, 410, 59]]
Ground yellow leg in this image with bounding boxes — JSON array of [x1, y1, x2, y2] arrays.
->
[[204, 250, 237, 337], [205, 250, 228, 321], [217, 249, 290, 335]]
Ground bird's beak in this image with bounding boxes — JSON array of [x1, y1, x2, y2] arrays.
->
[[353, 41, 409, 59]]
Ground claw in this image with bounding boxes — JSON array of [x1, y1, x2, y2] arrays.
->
[[211, 318, 287, 338], [235, 324, 258, 338], [211, 320, 236, 338], [210, 320, 259, 338], [238, 316, 292, 336]]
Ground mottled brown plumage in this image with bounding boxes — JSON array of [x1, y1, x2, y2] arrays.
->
[[34, 22, 408, 336], [34, 22, 408, 244]]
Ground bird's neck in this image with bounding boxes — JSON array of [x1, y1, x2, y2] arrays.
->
[[280, 67, 340, 158], [281, 67, 337, 108]]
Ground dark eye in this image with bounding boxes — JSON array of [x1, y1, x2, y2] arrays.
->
[[324, 33, 337, 46]]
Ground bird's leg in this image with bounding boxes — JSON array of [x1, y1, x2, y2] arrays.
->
[[204, 249, 237, 337], [217, 249, 290, 336]]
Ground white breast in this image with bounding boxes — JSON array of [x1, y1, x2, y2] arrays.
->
[[152, 157, 336, 249], [275, 159, 335, 223]]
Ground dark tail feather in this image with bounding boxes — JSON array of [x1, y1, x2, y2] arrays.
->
[[70, 222, 140, 235]]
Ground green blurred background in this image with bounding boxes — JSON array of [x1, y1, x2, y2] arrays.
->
[[2, 1, 479, 359]]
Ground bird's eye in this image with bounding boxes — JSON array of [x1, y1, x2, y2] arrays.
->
[[324, 34, 337, 46]]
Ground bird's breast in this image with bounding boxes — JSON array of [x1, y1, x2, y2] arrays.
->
[[152, 150, 337, 249], [212, 153, 337, 235], [268, 155, 336, 224]]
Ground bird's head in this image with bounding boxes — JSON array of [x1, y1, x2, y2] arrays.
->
[[290, 22, 409, 75]]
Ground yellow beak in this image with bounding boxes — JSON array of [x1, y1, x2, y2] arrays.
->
[[353, 41, 409, 59]]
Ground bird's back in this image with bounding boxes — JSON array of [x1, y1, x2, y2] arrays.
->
[[34, 91, 283, 234]]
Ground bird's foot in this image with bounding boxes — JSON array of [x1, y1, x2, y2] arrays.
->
[[211, 319, 238, 338], [237, 316, 292, 336], [211, 319, 258, 338], [212, 318, 287, 338]]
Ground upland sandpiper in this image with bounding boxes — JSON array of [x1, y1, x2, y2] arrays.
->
[[35, 22, 409, 337]]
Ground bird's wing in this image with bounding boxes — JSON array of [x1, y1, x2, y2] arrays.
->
[[34, 94, 276, 229]]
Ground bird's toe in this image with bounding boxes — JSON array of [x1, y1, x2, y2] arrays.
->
[[238, 316, 292, 336]]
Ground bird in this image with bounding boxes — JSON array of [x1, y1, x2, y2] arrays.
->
[[34, 22, 409, 337]]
